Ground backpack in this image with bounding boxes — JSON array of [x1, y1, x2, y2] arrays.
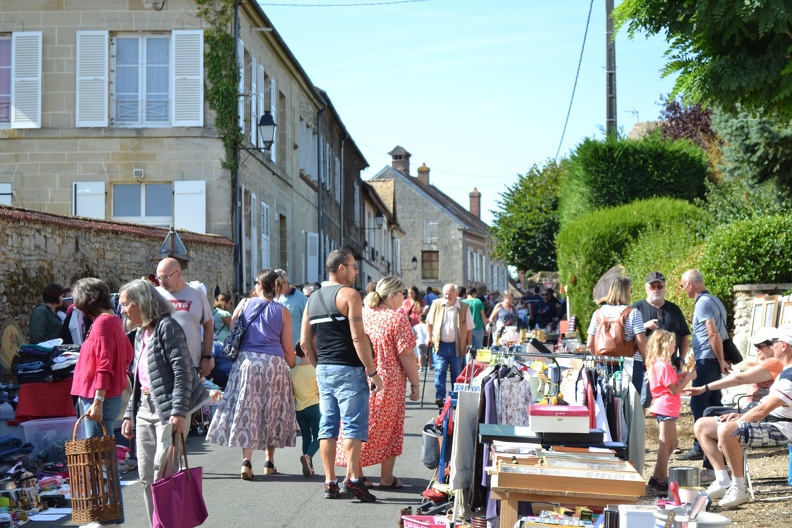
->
[[592, 307, 637, 357]]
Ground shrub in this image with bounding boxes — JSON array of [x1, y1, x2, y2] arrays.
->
[[557, 198, 710, 331], [700, 215, 792, 316], [558, 135, 710, 225]]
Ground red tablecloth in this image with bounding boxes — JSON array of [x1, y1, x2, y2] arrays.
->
[[15, 378, 75, 423]]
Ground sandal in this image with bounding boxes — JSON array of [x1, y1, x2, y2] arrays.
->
[[378, 477, 403, 489], [241, 459, 254, 481], [263, 460, 277, 475]]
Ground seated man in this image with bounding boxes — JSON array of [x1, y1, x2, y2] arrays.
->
[[693, 325, 792, 508]]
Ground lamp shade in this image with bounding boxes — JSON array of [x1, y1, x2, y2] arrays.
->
[[257, 111, 276, 149], [374, 210, 384, 228], [411, 256, 418, 270]]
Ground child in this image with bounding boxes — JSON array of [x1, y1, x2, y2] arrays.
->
[[414, 313, 430, 371], [646, 329, 696, 491], [290, 342, 321, 478]]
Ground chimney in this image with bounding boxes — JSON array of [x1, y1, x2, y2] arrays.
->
[[389, 146, 411, 176], [417, 163, 430, 185], [469, 187, 481, 218]]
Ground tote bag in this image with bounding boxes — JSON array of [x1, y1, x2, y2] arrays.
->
[[151, 433, 208, 528]]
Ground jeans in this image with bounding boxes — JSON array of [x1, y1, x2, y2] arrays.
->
[[79, 396, 123, 439], [295, 403, 321, 459], [315, 364, 370, 441], [433, 341, 461, 401], [689, 358, 722, 452], [471, 329, 484, 352]]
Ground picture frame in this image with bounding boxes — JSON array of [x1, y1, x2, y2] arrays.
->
[[764, 295, 780, 328], [747, 298, 766, 360], [780, 302, 792, 327]]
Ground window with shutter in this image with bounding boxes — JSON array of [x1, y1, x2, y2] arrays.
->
[[73, 182, 106, 219], [257, 64, 265, 149], [237, 38, 244, 134], [75, 31, 108, 127], [5, 32, 42, 129], [353, 181, 360, 226], [112, 182, 172, 227], [269, 78, 277, 163], [250, 197, 258, 278], [261, 201, 271, 269], [174, 180, 205, 233], [250, 56, 257, 146], [424, 220, 438, 243], [306, 232, 319, 283], [0, 183, 11, 206], [172, 30, 203, 127]]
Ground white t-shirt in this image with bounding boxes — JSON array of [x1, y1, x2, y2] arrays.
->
[[763, 365, 792, 439], [157, 284, 212, 368], [413, 323, 429, 346]]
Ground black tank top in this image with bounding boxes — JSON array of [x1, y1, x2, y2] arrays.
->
[[306, 284, 362, 367]]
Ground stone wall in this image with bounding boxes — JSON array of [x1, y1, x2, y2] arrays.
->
[[731, 283, 792, 357], [0, 205, 234, 366]]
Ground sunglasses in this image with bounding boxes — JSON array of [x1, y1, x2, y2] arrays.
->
[[648, 282, 664, 290]]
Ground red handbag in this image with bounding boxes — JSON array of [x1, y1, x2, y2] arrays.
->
[[151, 433, 208, 528]]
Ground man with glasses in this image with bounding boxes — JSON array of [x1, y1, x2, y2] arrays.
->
[[677, 269, 731, 461], [534, 288, 559, 332], [155, 257, 214, 376], [301, 249, 382, 502], [632, 271, 691, 408], [689, 326, 792, 508]]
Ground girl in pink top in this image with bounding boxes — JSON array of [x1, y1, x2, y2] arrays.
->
[[646, 329, 696, 490]]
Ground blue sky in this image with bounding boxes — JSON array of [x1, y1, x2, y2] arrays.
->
[[262, 0, 677, 225]]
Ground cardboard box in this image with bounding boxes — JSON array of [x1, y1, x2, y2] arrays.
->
[[617, 504, 657, 528], [530, 405, 589, 434]]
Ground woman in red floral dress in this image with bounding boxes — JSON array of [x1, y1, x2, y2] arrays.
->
[[335, 276, 420, 488]]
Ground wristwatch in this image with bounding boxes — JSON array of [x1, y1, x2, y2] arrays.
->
[[94, 395, 105, 403], [367, 370, 378, 378]]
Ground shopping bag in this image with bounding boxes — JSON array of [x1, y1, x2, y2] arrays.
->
[[151, 433, 208, 528]]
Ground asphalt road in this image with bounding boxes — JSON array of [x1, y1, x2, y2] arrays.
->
[[40, 374, 447, 528]]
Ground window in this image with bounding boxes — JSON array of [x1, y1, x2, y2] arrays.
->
[[422, 251, 439, 280], [73, 181, 106, 219], [261, 201, 271, 269], [113, 183, 172, 226], [423, 220, 438, 243], [0, 183, 11, 206], [76, 30, 203, 128], [353, 181, 360, 226], [0, 32, 42, 128]]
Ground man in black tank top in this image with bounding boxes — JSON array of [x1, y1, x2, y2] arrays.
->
[[300, 250, 382, 502]]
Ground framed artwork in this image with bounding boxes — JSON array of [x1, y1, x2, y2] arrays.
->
[[747, 299, 766, 360], [764, 295, 780, 328], [780, 302, 792, 327]]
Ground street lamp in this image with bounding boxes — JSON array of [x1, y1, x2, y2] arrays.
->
[[365, 210, 384, 230], [411, 256, 418, 270], [240, 111, 277, 152]]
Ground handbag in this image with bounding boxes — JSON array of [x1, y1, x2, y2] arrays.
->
[[722, 338, 743, 365], [151, 433, 208, 528], [221, 301, 267, 361]]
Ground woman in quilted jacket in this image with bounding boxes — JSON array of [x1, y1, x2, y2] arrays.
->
[[120, 279, 211, 527]]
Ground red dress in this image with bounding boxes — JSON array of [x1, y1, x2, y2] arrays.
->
[[335, 306, 416, 467]]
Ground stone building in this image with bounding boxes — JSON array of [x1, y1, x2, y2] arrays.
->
[[370, 146, 507, 294], [0, 0, 366, 296], [360, 180, 403, 286]]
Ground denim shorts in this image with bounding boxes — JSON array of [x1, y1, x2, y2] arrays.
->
[[655, 414, 678, 422], [316, 364, 370, 441]]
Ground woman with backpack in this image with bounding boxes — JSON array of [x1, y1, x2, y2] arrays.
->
[[586, 276, 647, 393]]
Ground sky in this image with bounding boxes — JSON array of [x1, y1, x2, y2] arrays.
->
[[261, 0, 678, 225]]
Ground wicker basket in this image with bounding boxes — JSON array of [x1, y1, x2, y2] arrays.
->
[[65, 415, 122, 524]]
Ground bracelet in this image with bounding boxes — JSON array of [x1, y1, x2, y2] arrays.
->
[[367, 370, 378, 378], [201, 355, 212, 360], [705, 384, 710, 393]]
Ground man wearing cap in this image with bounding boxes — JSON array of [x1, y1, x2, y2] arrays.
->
[[691, 325, 792, 508], [632, 271, 691, 408]]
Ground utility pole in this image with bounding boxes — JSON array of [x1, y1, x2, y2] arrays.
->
[[605, 0, 617, 136]]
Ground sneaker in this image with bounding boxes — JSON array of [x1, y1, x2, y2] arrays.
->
[[719, 485, 750, 508], [676, 448, 704, 460], [705, 481, 728, 500], [300, 454, 312, 478], [324, 481, 340, 499], [344, 478, 377, 502], [418, 367, 424, 372]]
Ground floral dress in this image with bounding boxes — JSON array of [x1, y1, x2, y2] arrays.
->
[[335, 306, 416, 467]]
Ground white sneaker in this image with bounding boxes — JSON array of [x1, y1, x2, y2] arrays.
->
[[719, 486, 750, 508], [705, 481, 728, 499]]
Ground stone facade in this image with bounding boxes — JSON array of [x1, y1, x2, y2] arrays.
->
[[731, 283, 792, 357], [0, 204, 233, 364]]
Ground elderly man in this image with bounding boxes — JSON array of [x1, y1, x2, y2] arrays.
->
[[693, 326, 792, 508], [275, 269, 308, 341], [677, 269, 730, 460], [155, 257, 214, 376], [632, 271, 691, 408], [427, 284, 474, 408]]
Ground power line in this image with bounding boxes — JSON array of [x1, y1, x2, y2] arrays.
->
[[260, 0, 430, 6], [554, 0, 595, 162]]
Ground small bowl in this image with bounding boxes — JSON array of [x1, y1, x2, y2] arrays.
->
[[679, 486, 705, 504]]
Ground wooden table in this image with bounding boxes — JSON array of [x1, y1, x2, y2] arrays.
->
[[490, 486, 639, 528]]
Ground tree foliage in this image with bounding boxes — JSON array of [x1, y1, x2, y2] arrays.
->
[[490, 159, 566, 274], [558, 135, 709, 224], [614, 0, 792, 120], [658, 95, 719, 152]]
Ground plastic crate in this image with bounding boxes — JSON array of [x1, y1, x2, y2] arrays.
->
[[402, 515, 449, 528], [20, 417, 78, 463]]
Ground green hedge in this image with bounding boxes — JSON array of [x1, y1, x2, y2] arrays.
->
[[700, 215, 792, 315], [558, 135, 710, 225], [557, 198, 710, 331]]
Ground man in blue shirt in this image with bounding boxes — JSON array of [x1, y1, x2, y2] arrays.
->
[[677, 269, 730, 460], [275, 269, 308, 341], [423, 286, 439, 307]]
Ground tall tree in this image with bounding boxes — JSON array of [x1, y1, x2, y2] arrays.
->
[[490, 159, 566, 274], [615, 0, 792, 120]]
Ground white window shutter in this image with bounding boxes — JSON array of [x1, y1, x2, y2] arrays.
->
[[257, 65, 265, 149], [75, 31, 108, 128], [250, 196, 258, 279], [249, 56, 257, 146], [237, 38, 244, 134], [482, 254, 487, 283], [335, 156, 341, 203], [11, 31, 42, 129], [395, 238, 401, 274], [261, 201, 271, 269], [171, 30, 203, 127], [173, 180, 206, 233], [73, 181, 106, 219], [306, 232, 319, 283], [269, 78, 277, 162]]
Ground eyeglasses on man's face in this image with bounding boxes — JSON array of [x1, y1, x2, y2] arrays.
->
[[156, 269, 180, 282], [648, 282, 665, 291], [755, 341, 773, 350]]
